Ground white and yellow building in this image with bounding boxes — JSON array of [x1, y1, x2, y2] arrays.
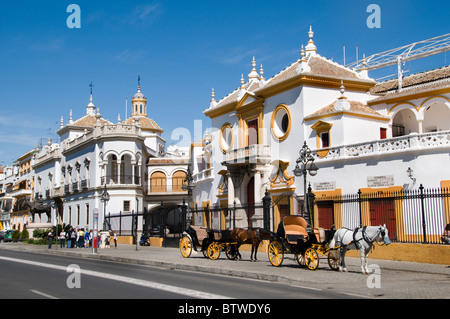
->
[[30, 81, 189, 236], [190, 27, 450, 240]]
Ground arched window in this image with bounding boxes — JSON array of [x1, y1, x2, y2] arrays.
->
[[151, 172, 167, 193], [172, 171, 187, 192], [110, 155, 118, 184]]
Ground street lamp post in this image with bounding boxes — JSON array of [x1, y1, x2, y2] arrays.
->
[[100, 184, 110, 231], [293, 142, 318, 230], [182, 165, 194, 227]]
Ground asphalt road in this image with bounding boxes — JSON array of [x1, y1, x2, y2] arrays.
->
[[0, 250, 357, 300]]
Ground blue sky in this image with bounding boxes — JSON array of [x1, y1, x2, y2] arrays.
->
[[0, 0, 449, 164]]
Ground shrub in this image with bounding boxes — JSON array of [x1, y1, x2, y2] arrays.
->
[[33, 228, 46, 239], [21, 229, 29, 240], [12, 230, 20, 242]]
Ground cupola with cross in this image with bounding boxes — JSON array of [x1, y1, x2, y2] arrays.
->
[[131, 75, 147, 117]]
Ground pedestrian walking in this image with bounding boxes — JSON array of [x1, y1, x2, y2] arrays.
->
[[48, 229, 54, 249], [113, 232, 118, 248], [59, 229, 66, 248]]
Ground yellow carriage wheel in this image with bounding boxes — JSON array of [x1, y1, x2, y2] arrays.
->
[[207, 242, 221, 260], [268, 241, 284, 267], [179, 236, 192, 258], [304, 247, 319, 270]]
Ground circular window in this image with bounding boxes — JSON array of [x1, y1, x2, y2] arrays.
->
[[271, 104, 291, 141], [219, 123, 234, 153]]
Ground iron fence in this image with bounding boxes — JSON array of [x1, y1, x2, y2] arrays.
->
[[104, 185, 450, 245], [314, 185, 450, 244]]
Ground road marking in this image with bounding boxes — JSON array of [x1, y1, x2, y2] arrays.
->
[[289, 284, 322, 291], [30, 289, 59, 299], [0, 256, 231, 299]]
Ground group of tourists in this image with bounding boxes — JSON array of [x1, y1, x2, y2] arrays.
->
[[47, 227, 118, 249], [58, 228, 94, 249]]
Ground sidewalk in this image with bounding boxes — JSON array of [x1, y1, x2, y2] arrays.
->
[[1, 242, 449, 298]]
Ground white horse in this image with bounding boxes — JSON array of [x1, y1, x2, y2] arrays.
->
[[329, 225, 391, 274]]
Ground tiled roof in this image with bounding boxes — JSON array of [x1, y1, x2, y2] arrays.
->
[[122, 116, 163, 133], [259, 55, 367, 91], [71, 115, 112, 127], [306, 99, 385, 119], [213, 80, 261, 109], [207, 54, 372, 114], [368, 66, 450, 104], [370, 66, 450, 95]]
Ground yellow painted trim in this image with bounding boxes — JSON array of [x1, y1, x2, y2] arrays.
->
[[204, 102, 237, 119], [270, 160, 294, 188], [267, 186, 296, 194], [441, 180, 450, 226], [259, 75, 375, 99], [270, 104, 292, 142], [387, 102, 419, 115], [419, 95, 450, 110], [305, 111, 389, 122], [220, 200, 228, 230], [368, 88, 450, 106], [311, 120, 333, 151], [202, 201, 211, 227], [219, 123, 235, 154]]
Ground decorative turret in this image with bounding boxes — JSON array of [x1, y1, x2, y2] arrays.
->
[[210, 88, 217, 108], [86, 82, 96, 116], [334, 81, 351, 111], [305, 26, 317, 56], [248, 57, 259, 80], [131, 75, 147, 117]]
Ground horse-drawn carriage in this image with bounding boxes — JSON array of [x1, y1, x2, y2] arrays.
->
[[179, 225, 238, 260], [268, 216, 339, 270]]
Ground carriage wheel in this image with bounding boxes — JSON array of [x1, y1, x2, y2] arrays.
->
[[295, 253, 306, 267], [304, 247, 319, 270], [225, 244, 237, 260], [179, 236, 192, 258], [327, 249, 339, 271], [268, 241, 284, 267], [207, 242, 221, 260]]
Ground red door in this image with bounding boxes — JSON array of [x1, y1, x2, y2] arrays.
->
[[317, 201, 334, 229], [247, 119, 258, 146], [369, 199, 397, 240]]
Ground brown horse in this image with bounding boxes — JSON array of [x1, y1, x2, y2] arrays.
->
[[230, 227, 277, 261]]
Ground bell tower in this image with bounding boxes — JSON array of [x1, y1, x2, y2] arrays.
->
[[131, 75, 147, 117]]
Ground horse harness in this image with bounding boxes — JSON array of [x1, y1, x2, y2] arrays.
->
[[352, 226, 372, 249], [340, 226, 374, 249]]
